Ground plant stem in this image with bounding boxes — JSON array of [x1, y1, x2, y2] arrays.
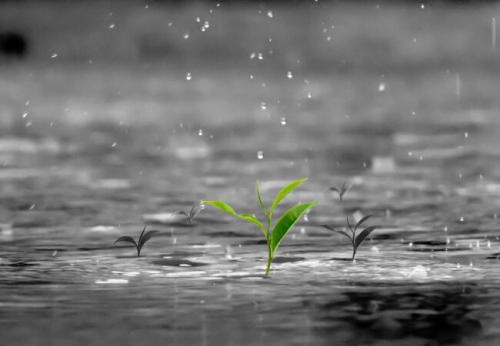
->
[[137, 247, 141, 257], [265, 253, 272, 276]]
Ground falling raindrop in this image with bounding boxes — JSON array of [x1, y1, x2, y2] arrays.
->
[[257, 53, 263, 60], [287, 71, 294, 79], [280, 117, 287, 126], [459, 216, 465, 222], [183, 33, 190, 39], [267, 10, 273, 18], [198, 129, 203, 136], [51, 53, 58, 58], [257, 150, 264, 159], [493, 17, 497, 49], [260, 102, 267, 110], [455, 73, 461, 99], [111, 142, 117, 148], [109, 23, 115, 29], [186, 72, 192, 81], [307, 92, 312, 99], [378, 82, 386, 92], [464, 132, 468, 139]]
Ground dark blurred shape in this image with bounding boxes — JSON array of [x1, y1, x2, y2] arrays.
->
[[0, 31, 28, 59]]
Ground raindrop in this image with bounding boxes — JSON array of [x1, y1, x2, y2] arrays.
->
[[303, 213, 309, 222], [378, 82, 386, 92], [198, 129, 203, 136], [22, 112, 28, 118], [250, 52, 256, 60], [186, 72, 192, 81], [408, 242, 413, 248], [260, 102, 267, 110], [257, 53, 263, 60], [488, 240, 492, 248], [287, 71, 294, 79], [225, 245, 233, 260], [183, 33, 190, 39], [257, 150, 264, 159], [459, 216, 464, 222], [51, 53, 58, 58], [267, 10, 273, 18], [111, 142, 117, 148], [109, 23, 115, 29], [455, 73, 461, 99], [464, 132, 468, 138], [280, 117, 287, 126], [196, 17, 201, 22], [492, 17, 497, 49], [307, 92, 312, 99], [420, 3, 425, 9]]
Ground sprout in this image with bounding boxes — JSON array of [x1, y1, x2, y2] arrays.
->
[[323, 214, 377, 261], [114, 226, 159, 257], [329, 181, 350, 201], [203, 178, 318, 276], [178, 203, 204, 225]]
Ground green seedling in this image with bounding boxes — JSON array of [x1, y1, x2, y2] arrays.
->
[[178, 203, 204, 225], [114, 226, 159, 257], [330, 181, 350, 201], [323, 214, 377, 261], [203, 178, 318, 276]]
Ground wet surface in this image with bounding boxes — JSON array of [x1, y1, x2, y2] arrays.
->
[[2, 2, 500, 346]]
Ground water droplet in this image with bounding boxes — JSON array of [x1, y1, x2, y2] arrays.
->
[[267, 10, 273, 18], [109, 23, 115, 29], [257, 53, 263, 60], [378, 83, 386, 92], [280, 117, 287, 126], [459, 216, 464, 222], [183, 33, 190, 39], [22, 112, 28, 118], [198, 129, 203, 136], [464, 132, 468, 138], [408, 242, 413, 248], [186, 72, 192, 81], [307, 92, 312, 99], [257, 150, 264, 160], [111, 142, 117, 148], [420, 3, 425, 9], [51, 53, 58, 58], [260, 102, 267, 110], [287, 71, 293, 79], [196, 17, 201, 22], [249, 52, 256, 60]]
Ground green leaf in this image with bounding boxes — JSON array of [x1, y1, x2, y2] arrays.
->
[[202, 200, 239, 217], [322, 225, 352, 241], [239, 213, 267, 237], [138, 230, 159, 252], [269, 178, 307, 216], [256, 180, 266, 213], [114, 236, 138, 248], [270, 201, 318, 256], [354, 226, 377, 250]]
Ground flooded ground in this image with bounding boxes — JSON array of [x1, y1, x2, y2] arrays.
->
[[2, 1, 500, 345]]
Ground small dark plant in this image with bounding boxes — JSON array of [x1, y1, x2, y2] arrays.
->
[[330, 181, 350, 201], [323, 215, 377, 261], [178, 203, 204, 225], [114, 226, 159, 257], [203, 178, 318, 276]]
